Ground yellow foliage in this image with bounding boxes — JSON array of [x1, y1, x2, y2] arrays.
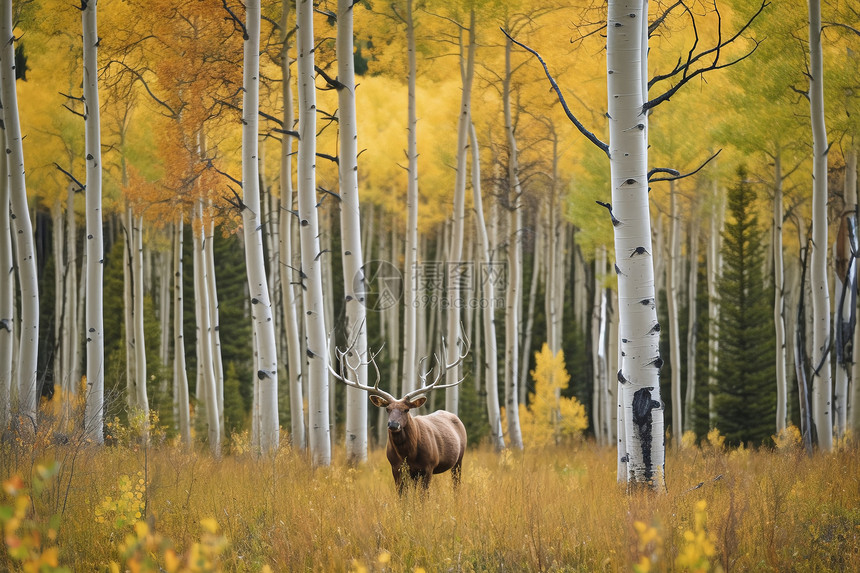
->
[[772, 424, 802, 450], [519, 343, 588, 447], [675, 500, 720, 573]]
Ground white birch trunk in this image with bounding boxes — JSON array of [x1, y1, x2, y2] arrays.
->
[[401, 0, 419, 398], [808, 0, 832, 451], [707, 178, 724, 426], [83, 0, 104, 442], [277, 0, 305, 450], [847, 150, 860, 435], [834, 151, 857, 438], [204, 213, 224, 438], [503, 33, 523, 447], [243, 0, 280, 454], [297, 0, 330, 465], [445, 10, 476, 414], [173, 216, 191, 447], [683, 209, 700, 434], [609, 0, 665, 490], [667, 181, 682, 446], [773, 152, 788, 433], [336, 0, 369, 463], [592, 247, 604, 445], [123, 207, 136, 410], [132, 215, 149, 421], [470, 124, 504, 449], [0, 118, 11, 432], [193, 205, 220, 455], [52, 200, 65, 394], [0, 0, 38, 424]]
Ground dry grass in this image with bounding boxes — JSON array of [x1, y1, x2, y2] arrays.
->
[[1, 433, 858, 572]]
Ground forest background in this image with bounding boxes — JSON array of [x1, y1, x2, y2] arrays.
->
[[0, 0, 857, 452]]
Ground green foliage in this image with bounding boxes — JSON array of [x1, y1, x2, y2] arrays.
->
[[714, 166, 776, 446]]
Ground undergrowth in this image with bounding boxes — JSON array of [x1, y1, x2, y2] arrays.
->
[[0, 426, 858, 572]]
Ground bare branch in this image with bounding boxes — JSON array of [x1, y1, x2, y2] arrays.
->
[[649, 149, 721, 183], [501, 27, 609, 157]]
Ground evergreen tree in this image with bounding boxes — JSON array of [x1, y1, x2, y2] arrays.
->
[[714, 167, 776, 446]]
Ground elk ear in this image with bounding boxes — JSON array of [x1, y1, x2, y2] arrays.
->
[[369, 395, 389, 408], [407, 396, 427, 409]]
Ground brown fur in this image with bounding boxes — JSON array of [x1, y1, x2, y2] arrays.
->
[[370, 395, 467, 493]]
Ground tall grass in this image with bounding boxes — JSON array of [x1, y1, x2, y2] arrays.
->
[[1, 429, 858, 571]]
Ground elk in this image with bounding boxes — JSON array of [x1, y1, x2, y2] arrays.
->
[[328, 333, 470, 494]]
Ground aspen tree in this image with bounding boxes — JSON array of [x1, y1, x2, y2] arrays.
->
[[666, 180, 682, 446], [470, 123, 505, 450], [808, 0, 832, 451], [502, 31, 523, 448], [773, 152, 788, 433], [297, 0, 330, 465], [0, 0, 39, 426], [278, 0, 305, 450], [834, 151, 857, 439], [82, 0, 105, 443], [132, 214, 149, 423], [401, 0, 419, 398], [242, 0, 280, 455], [446, 8, 476, 415], [174, 215, 191, 447], [335, 0, 369, 464], [0, 112, 10, 433]]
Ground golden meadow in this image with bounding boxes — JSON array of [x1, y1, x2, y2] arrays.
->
[[1, 414, 858, 572]]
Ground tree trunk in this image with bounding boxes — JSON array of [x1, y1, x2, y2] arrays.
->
[[445, 9, 476, 414], [707, 177, 725, 426], [401, 0, 419, 398], [204, 211, 224, 440], [0, 113, 12, 433], [83, 0, 104, 443], [808, 0, 832, 451], [608, 0, 664, 490], [193, 204, 220, 456], [336, 0, 369, 463], [52, 199, 65, 396], [667, 181, 682, 447], [834, 150, 857, 439], [0, 0, 39, 425], [123, 206, 136, 411], [470, 123, 504, 449], [848, 150, 860, 435], [243, 0, 280, 455], [278, 0, 305, 451], [773, 151, 789, 434], [298, 0, 330, 465], [684, 204, 700, 434], [132, 215, 149, 423], [174, 215, 191, 447]]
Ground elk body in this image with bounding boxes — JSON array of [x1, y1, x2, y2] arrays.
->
[[329, 333, 470, 493], [370, 394, 466, 493]]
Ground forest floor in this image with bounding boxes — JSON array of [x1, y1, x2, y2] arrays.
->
[[0, 424, 858, 572]]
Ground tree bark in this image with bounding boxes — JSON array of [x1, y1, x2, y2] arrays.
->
[[401, 0, 420, 399], [278, 0, 305, 450], [684, 203, 700, 434], [193, 204, 220, 456], [0, 0, 39, 425], [174, 215, 191, 447], [773, 151, 789, 434], [132, 214, 149, 423], [335, 0, 369, 464], [608, 0, 665, 490], [707, 177, 725, 426], [470, 123, 505, 450], [83, 0, 104, 442], [243, 0, 280, 455], [0, 109, 11, 433], [808, 0, 832, 451], [667, 181, 682, 447], [297, 0, 330, 465], [445, 9, 476, 414]]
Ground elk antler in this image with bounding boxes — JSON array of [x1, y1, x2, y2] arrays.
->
[[327, 332, 397, 403], [403, 326, 471, 403]]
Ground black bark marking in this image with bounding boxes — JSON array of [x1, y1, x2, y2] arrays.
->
[[648, 322, 661, 334], [631, 387, 660, 482], [257, 370, 272, 380], [630, 246, 648, 256], [618, 370, 627, 384]]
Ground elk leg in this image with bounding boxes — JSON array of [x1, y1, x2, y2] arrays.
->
[[451, 461, 462, 489]]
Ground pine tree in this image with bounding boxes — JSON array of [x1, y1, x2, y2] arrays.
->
[[714, 167, 776, 446]]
